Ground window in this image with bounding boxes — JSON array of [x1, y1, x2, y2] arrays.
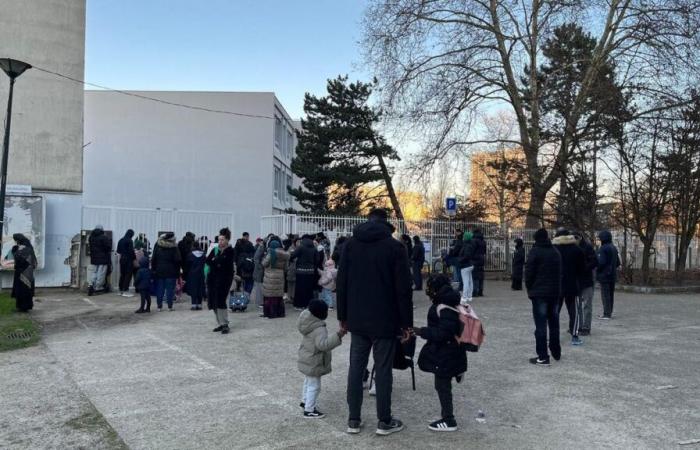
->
[[273, 166, 282, 199], [286, 130, 294, 159], [274, 117, 283, 148], [286, 174, 293, 205]]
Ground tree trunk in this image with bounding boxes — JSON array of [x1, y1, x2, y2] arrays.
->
[[675, 233, 691, 273], [376, 153, 404, 221], [641, 241, 653, 285], [525, 187, 546, 228]]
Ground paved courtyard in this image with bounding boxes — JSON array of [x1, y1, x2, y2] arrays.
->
[[1, 281, 699, 449]]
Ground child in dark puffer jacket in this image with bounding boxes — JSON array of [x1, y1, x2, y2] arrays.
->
[[415, 274, 468, 432], [134, 257, 152, 313]]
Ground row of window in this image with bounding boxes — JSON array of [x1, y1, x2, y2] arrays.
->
[[274, 116, 295, 160], [273, 165, 293, 206]]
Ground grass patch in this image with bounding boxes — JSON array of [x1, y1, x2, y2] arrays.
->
[[65, 406, 128, 450], [0, 291, 40, 352]]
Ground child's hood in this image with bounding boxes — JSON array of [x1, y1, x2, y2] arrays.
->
[[297, 309, 326, 336], [435, 285, 460, 307]]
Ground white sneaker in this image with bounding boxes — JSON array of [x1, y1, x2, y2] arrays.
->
[[123, 292, 134, 298]]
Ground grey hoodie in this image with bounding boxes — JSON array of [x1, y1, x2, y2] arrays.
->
[[297, 309, 342, 377]]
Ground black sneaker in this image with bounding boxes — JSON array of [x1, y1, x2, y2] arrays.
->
[[88, 286, 95, 296], [347, 419, 363, 434], [221, 326, 230, 334], [135, 309, 145, 314], [429, 418, 458, 432], [212, 326, 224, 332], [529, 357, 551, 366], [299, 402, 305, 409], [303, 409, 325, 419], [376, 418, 404, 436], [552, 352, 561, 361]]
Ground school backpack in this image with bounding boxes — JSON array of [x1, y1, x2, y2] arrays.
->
[[229, 291, 250, 312], [437, 304, 485, 352]]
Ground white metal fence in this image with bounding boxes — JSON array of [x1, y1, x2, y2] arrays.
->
[[83, 206, 235, 246], [261, 214, 700, 273]]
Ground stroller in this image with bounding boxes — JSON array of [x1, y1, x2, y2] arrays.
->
[[369, 335, 417, 392]]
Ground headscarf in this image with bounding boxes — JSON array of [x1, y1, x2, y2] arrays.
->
[[463, 231, 473, 241], [268, 240, 281, 266], [13, 233, 32, 248]]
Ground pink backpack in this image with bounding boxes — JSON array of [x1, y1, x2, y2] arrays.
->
[[437, 304, 486, 352]]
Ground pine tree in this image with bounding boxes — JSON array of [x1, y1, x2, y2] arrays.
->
[[289, 76, 403, 217]]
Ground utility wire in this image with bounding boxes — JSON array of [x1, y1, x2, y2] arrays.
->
[[32, 65, 278, 121]]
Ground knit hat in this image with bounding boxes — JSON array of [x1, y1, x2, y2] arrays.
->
[[534, 228, 549, 242], [463, 231, 473, 241], [308, 300, 328, 321]]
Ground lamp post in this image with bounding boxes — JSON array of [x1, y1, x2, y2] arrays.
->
[[0, 58, 32, 260]]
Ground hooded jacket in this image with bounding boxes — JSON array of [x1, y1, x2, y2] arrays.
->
[[417, 286, 467, 377], [552, 234, 585, 296], [185, 250, 206, 298], [512, 240, 525, 280], [525, 238, 562, 299], [337, 220, 413, 338], [318, 259, 338, 290], [116, 230, 136, 262], [89, 228, 112, 265], [151, 234, 182, 279], [471, 230, 487, 275], [297, 309, 342, 377], [596, 231, 620, 283], [291, 238, 319, 275], [134, 257, 152, 292]]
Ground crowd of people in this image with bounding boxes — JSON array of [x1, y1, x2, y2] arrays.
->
[[13, 212, 619, 435]]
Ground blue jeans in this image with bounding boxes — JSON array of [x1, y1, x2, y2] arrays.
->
[[320, 288, 334, 308], [156, 278, 176, 308], [531, 297, 561, 360]]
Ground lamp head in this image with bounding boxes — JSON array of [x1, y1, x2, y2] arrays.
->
[[0, 58, 32, 79]]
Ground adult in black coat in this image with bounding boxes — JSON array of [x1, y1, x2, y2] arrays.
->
[[471, 229, 486, 296], [337, 209, 413, 430], [178, 232, 195, 280], [206, 228, 235, 334], [416, 276, 467, 431], [511, 238, 525, 290], [151, 232, 182, 310], [290, 236, 319, 309], [234, 232, 256, 289], [186, 243, 206, 310], [116, 229, 136, 295], [596, 230, 620, 319], [573, 232, 598, 334], [88, 225, 112, 293], [525, 228, 562, 365], [552, 228, 585, 342], [411, 236, 426, 290]]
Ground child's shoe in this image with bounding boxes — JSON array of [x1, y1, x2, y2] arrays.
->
[[303, 409, 325, 419], [428, 418, 458, 432]]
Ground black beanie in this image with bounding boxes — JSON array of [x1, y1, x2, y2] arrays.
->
[[308, 300, 328, 321], [534, 228, 549, 242]]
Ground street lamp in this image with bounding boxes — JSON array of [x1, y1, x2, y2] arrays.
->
[[0, 58, 32, 260]]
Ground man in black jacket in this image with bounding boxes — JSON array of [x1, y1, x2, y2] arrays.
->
[[574, 232, 598, 335], [552, 228, 586, 345], [337, 209, 413, 436], [596, 230, 620, 319], [233, 232, 255, 290], [87, 225, 112, 296], [471, 228, 487, 296], [525, 228, 562, 365], [116, 229, 136, 297]]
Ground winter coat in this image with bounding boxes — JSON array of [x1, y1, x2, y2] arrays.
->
[[234, 239, 256, 270], [318, 261, 338, 290], [596, 231, 620, 283], [297, 309, 342, 377], [206, 245, 235, 309], [552, 234, 585, 297], [525, 240, 562, 300], [447, 238, 463, 266], [417, 286, 467, 378], [178, 236, 194, 278], [89, 228, 112, 265], [151, 235, 182, 279], [185, 250, 206, 299], [336, 220, 413, 338], [411, 241, 426, 264], [262, 249, 289, 297], [291, 239, 319, 275], [287, 257, 297, 282], [472, 230, 487, 276], [458, 239, 475, 269], [252, 244, 265, 283], [116, 231, 136, 263], [512, 246, 525, 280], [578, 238, 598, 289], [134, 258, 152, 293]]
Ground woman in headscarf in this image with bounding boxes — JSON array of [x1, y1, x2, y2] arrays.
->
[[8, 234, 38, 312], [262, 237, 288, 318], [290, 235, 319, 310]]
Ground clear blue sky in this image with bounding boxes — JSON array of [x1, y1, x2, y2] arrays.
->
[[85, 0, 370, 119]]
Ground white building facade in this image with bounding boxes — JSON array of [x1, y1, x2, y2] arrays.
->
[[83, 91, 299, 240]]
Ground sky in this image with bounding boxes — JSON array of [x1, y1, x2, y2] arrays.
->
[[85, 0, 370, 119]]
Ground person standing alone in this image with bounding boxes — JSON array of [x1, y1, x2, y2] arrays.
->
[[525, 228, 562, 365], [596, 230, 620, 320], [117, 229, 136, 297], [337, 209, 413, 436]]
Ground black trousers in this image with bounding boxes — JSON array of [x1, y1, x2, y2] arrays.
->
[[347, 334, 396, 423], [412, 260, 424, 290], [139, 290, 151, 311], [473, 273, 484, 295], [531, 297, 561, 360], [434, 375, 454, 420], [511, 277, 523, 290], [119, 259, 133, 292], [559, 295, 580, 336], [600, 282, 615, 318]]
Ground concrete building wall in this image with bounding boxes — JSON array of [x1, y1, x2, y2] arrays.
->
[[83, 91, 297, 237], [0, 0, 85, 192]]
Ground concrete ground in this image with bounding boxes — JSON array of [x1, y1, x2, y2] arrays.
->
[[1, 281, 699, 449]]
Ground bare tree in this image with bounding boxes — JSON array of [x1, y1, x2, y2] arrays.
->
[[362, 0, 700, 227]]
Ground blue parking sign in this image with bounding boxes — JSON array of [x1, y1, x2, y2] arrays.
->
[[446, 197, 457, 216]]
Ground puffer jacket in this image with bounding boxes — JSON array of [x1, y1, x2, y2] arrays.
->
[[262, 249, 289, 297], [552, 234, 585, 296], [253, 244, 265, 283], [525, 239, 562, 299], [151, 235, 182, 279], [297, 309, 342, 377], [89, 228, 112, 265], [417, 286, 467, 378]]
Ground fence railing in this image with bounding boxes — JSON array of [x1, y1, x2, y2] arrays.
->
[[261, 214, 700, 273]]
